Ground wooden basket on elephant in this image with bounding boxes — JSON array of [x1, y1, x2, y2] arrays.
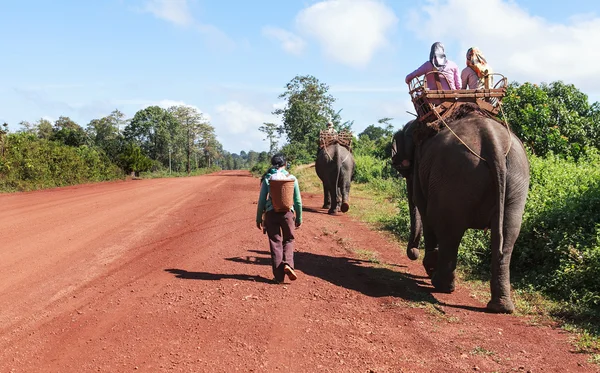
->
[[269, 179, 295, 212], [319, 130, 353, 150], [408, 72, 508, 125]]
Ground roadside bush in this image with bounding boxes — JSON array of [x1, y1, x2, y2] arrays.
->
[[513, 151, 600, 312], [250, 161, 271, 178], [0, 133, 123, 192], [353, 154, 385, 183]]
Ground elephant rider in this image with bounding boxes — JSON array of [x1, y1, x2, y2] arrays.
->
[[256, 153, 303, 283], [405, 42, 461, 91], [326, 121, 337, 135], [461, 47, 493, 90], [319, 121, 337, 149]]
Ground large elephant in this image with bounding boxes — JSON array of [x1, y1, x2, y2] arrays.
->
[[315, 143, 355, 215], [391, 105, 530, 313]]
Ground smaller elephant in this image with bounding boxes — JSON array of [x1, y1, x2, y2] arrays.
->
[[315, 143, 355, 214]]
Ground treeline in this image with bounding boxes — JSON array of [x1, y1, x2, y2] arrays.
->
[[0, 105, 269, 191], [221, 150, 272, 171]]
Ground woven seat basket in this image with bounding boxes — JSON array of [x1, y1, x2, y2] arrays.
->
[[270, 179, 295, 212], [319, 130, 353, 150]]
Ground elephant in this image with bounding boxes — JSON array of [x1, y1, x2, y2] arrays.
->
[[315, 143, 355, 215], [391, 104, 530, 313]]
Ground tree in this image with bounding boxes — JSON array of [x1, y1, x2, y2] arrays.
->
[[51, 117, 87, 147], [86, 110, 125, 161], [123, 106, 178, 168], [259, 122, 282, 156], [169, 106, 206, 174], [198, 124, 220, 168], [36, 119, 53, 140], [273, 75, 336, 162], [17, 121, 36, 134], [54, 116, 81, 131], [0, 123, 8, 158], [247, 150, 259, 166], [119, 143, 153, 176], [503, 81, 600, 159]]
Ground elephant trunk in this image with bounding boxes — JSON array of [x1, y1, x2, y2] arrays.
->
[[406, 174, 422, 260]]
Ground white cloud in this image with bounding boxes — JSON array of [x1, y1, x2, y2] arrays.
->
[[272, 101, 286, 111], [262, 26, 306, 55], [144, 0, 193, 27], [212, 101, 281, 152], [143, 0, 235, 50], [407, 0, 600, 92], [295, 0, 398, 68], [214, 101, 276, 135], [330, 85, 405, 93]]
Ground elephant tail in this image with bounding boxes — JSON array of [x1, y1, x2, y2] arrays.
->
[[492, 152, 507, 256], [335, 146, 343, 204]]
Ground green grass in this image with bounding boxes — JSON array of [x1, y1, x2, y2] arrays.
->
[[470, 346, 496, 356]]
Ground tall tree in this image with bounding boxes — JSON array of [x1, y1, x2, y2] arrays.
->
[[17, 121, 36, 134], [503, 81, 600, 159], [273, 75, 336, 162], [355, 118, 395, 159], [200, 133, 221, 168], [86, 110, 125, 161], [124, 106, 178, 168], [169, 106, 206, 174], [36, 118, 53, 140], [259, 122, 282, 156], [51, 116, 87, 147]]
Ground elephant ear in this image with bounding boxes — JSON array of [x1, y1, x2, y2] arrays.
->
[[391, 130, 413, 177]]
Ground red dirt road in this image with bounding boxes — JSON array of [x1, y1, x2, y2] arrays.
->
[[0, 170, 595, 372]]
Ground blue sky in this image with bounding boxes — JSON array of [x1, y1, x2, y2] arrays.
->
[[1, 0, 598, 153]]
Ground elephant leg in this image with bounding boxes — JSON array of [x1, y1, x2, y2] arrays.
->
[[327, 181, 338, 215], [487, 242, 515, 313], [322, 183, 331, 209], [422, 223, 438, 278], [487, 205, 524, 313], [340, 176, 351, 213], [431, 229, 464, 293]]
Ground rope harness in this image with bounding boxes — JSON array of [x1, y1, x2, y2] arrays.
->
[[324, 146, 351, 164], [431, 102, 513, 162]]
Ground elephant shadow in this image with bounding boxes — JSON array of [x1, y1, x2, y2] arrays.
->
[[230, 249, 441, 305]]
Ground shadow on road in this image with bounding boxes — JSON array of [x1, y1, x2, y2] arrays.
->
[[301, 206, 330, 215], [227, 249, 440, 306], [164, 268, 273, 284]]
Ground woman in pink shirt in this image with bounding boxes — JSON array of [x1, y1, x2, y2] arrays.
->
[[405, 42, 461, 90]]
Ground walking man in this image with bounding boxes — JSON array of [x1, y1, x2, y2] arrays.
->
[[256, 154, 302, 283]]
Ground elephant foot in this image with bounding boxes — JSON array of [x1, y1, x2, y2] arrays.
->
[[340, 202, 349, 213], [407, 247, 419, 261], [486, 297, 515, 314], [322, 204, 331, 209], [431, 273, 455, 293], [327, 209, 338, 215], [422, 250, 438, 278]]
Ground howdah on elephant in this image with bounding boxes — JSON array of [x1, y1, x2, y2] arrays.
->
[[391, 105, 530, 313], [315, 143, 355, 215]]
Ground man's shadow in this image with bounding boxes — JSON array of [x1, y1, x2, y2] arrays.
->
[[164, 269, 273, 284], [227, 249, 440, 305]]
